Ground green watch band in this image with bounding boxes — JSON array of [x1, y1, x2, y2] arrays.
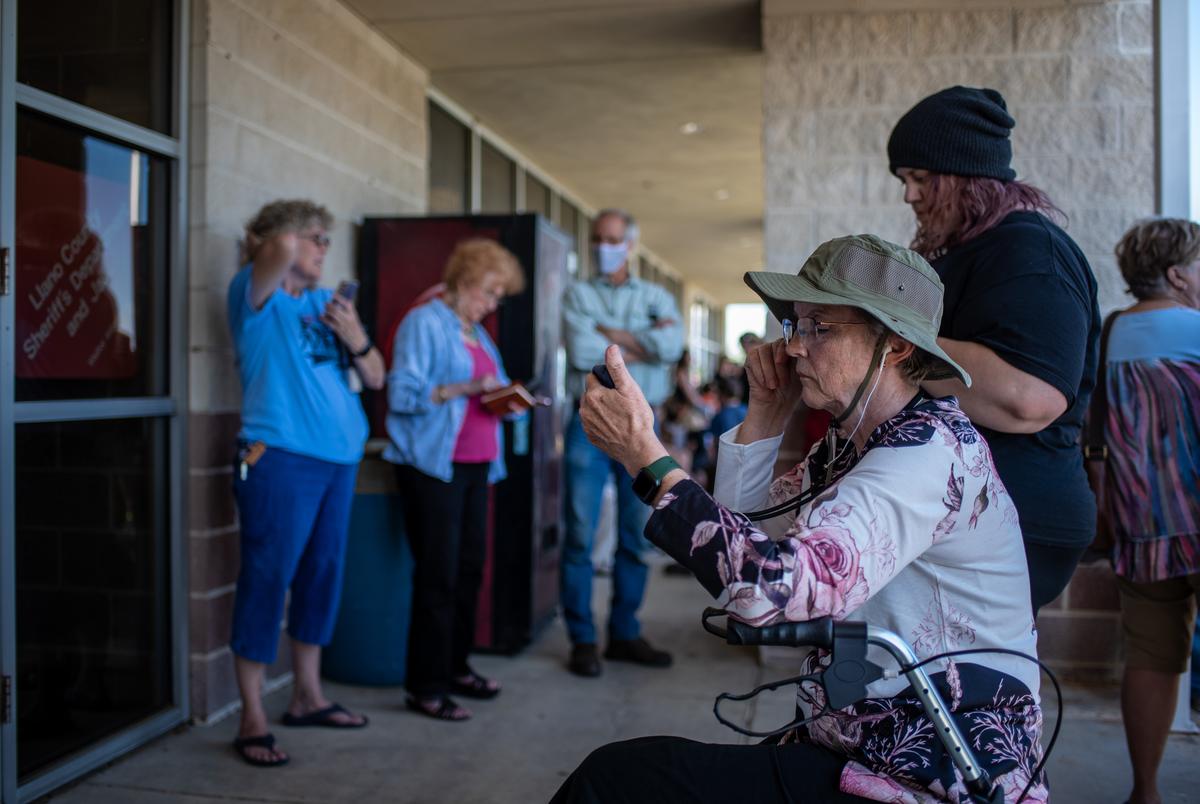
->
[[633, 455, 682, 505], [642, 455, 681, 481]]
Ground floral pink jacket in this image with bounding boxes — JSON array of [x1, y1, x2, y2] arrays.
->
[[646, 396, 1048, 803]]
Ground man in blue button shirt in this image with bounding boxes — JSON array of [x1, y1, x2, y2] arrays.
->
[[561, 208, 684, 677]]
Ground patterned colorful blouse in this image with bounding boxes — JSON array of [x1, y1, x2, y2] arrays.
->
[[645, 396, 1047, 803], [1104, 307, 1200, 583]]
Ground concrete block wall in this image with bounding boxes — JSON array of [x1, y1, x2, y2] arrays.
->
[[762, 0, 1154, 679], [187, 0, 428, 722]]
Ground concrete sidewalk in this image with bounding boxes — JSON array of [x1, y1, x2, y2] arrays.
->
[[48, 569, 1199, 803]]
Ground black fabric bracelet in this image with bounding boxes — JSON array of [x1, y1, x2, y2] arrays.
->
[[351, 338, 373, 358]]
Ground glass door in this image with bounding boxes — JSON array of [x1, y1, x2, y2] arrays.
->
[[0, 1, 188, 800]]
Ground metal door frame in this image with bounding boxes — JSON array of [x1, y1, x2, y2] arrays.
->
[[0, 1, 190, 800]]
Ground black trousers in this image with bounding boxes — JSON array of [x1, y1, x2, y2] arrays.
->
[[1025, 539, 1090, 614], [549, 736, 874, 804], [395, 462, 490, 697]]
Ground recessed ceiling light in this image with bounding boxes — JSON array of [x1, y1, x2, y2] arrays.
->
[[714, 189, 730, 201], [679, 122, 701, 135]]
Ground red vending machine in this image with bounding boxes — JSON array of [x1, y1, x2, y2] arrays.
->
[[358, 214, 569, 653]]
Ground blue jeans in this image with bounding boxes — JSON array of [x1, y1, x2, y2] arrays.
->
[[561, 411, 651, 645], [231, 445, 358, 664]]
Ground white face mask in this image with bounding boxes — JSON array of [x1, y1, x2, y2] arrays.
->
[[593, 241, 629, 276]]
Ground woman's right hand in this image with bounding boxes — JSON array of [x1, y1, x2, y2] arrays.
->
[[746, 340, 802, 408], [248, 230, 301, 309], [438, 374, 503, 402], [467, 374, 503, 396], [739, 339, 803, 442]]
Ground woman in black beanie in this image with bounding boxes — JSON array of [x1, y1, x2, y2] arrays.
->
[[887, 85, 1102, 614]]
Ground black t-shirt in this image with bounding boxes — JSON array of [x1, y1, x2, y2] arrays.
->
[[933, 211, 1100, 547]]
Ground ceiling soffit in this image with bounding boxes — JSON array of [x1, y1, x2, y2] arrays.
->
[[344, 0, 766, 304]]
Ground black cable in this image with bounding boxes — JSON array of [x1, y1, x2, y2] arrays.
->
[[741, 460, 848, 521], [894, 647, 1062, 804], [712, 674, 830, 738], [711, 644, 1059, 804]]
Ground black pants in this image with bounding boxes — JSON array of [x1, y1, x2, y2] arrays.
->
[[1025, 539, 1090, 614], [395, 462, 490, 697], [549, 736, 874, 804]]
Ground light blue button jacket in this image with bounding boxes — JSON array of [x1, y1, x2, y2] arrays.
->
[[383, 298, 509, 484]]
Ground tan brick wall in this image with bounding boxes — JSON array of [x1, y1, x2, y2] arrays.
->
[[762, 0, 1153, 679], [763, 0, 1153, 314], [186, 0, 429, 721]]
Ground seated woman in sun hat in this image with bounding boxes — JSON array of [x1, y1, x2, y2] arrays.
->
[[550, 235, 1046, 804]]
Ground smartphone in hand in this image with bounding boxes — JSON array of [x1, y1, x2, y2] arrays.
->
[[336, 280, 359, 302], [592, 364, 616, 389]]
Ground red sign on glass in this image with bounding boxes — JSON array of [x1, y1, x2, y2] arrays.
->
[[15, 155, 137, 379]]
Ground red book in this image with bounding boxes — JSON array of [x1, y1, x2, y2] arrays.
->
[[480, 383, 539, 416]]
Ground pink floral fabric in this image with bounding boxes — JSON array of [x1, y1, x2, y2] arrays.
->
[[645, 396, 1046, 803]]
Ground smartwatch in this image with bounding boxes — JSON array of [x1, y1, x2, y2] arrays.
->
[[632, 456, 682, 505]]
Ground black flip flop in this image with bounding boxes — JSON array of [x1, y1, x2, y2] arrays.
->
[[281, 703, 368, 729], [405, 694, 471, 721], [232, 733, 289, 767]]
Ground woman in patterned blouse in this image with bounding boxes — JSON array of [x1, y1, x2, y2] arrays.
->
[[551, 235, 1047, 804], [1100, 219, 1200, 804]]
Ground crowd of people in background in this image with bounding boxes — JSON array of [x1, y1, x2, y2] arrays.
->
[[219, 84, 1199, 804]]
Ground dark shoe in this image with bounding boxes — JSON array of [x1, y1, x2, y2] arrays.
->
[[605, 637, 673, 668], [569, 643, 602, 677], [451, 669, 501, 700], [281, 702, 368, 729], [405, 694, 471, 722], [232, 733, 289, 767]]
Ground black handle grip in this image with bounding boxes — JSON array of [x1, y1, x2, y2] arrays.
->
[[725, 617, 834, 649], [591, 364, 616, 389]]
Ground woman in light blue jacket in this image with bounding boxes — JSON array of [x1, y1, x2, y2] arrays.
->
[[385, 238, 525, 722]]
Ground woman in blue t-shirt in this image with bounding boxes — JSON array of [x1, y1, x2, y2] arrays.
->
[[886, 86, 1101, 614], [226, 200, 385, 767]]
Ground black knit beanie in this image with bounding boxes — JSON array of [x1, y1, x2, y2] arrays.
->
[[887, 86, 1016, 181]]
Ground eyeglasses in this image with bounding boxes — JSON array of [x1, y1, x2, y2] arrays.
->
[[305, 232, 331, 249], [781, 316, 866, 345]]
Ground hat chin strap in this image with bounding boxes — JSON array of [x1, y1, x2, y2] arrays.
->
[[830, 337, 889, 430]]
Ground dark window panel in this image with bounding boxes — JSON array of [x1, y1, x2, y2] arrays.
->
[[428, 101, 470, 214], [15, 417, 173, 780], [523, 172, 551, 218], [18, 0, 173, 134], [480, 142, 515, 213]]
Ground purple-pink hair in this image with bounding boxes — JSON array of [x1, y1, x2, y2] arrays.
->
[[910, 174, 1065, 260]]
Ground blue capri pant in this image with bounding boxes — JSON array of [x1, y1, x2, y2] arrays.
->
[[231, 445, 358, 664]]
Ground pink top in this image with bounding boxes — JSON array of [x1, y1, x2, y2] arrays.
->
[[453, 339, 499, 464]]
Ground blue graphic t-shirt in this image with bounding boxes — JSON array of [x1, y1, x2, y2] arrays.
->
[[227, 265, 367, 464]]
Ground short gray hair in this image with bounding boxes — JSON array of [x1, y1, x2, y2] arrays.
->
[[595, 208, 639, 245]]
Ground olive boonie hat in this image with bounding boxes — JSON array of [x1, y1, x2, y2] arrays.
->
[[743, 234, 971, 386]]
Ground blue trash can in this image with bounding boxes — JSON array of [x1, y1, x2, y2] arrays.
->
[[323, 454, 413, 686]]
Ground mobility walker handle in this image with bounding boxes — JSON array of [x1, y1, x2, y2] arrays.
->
[[702, 608, 1004, 804]]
